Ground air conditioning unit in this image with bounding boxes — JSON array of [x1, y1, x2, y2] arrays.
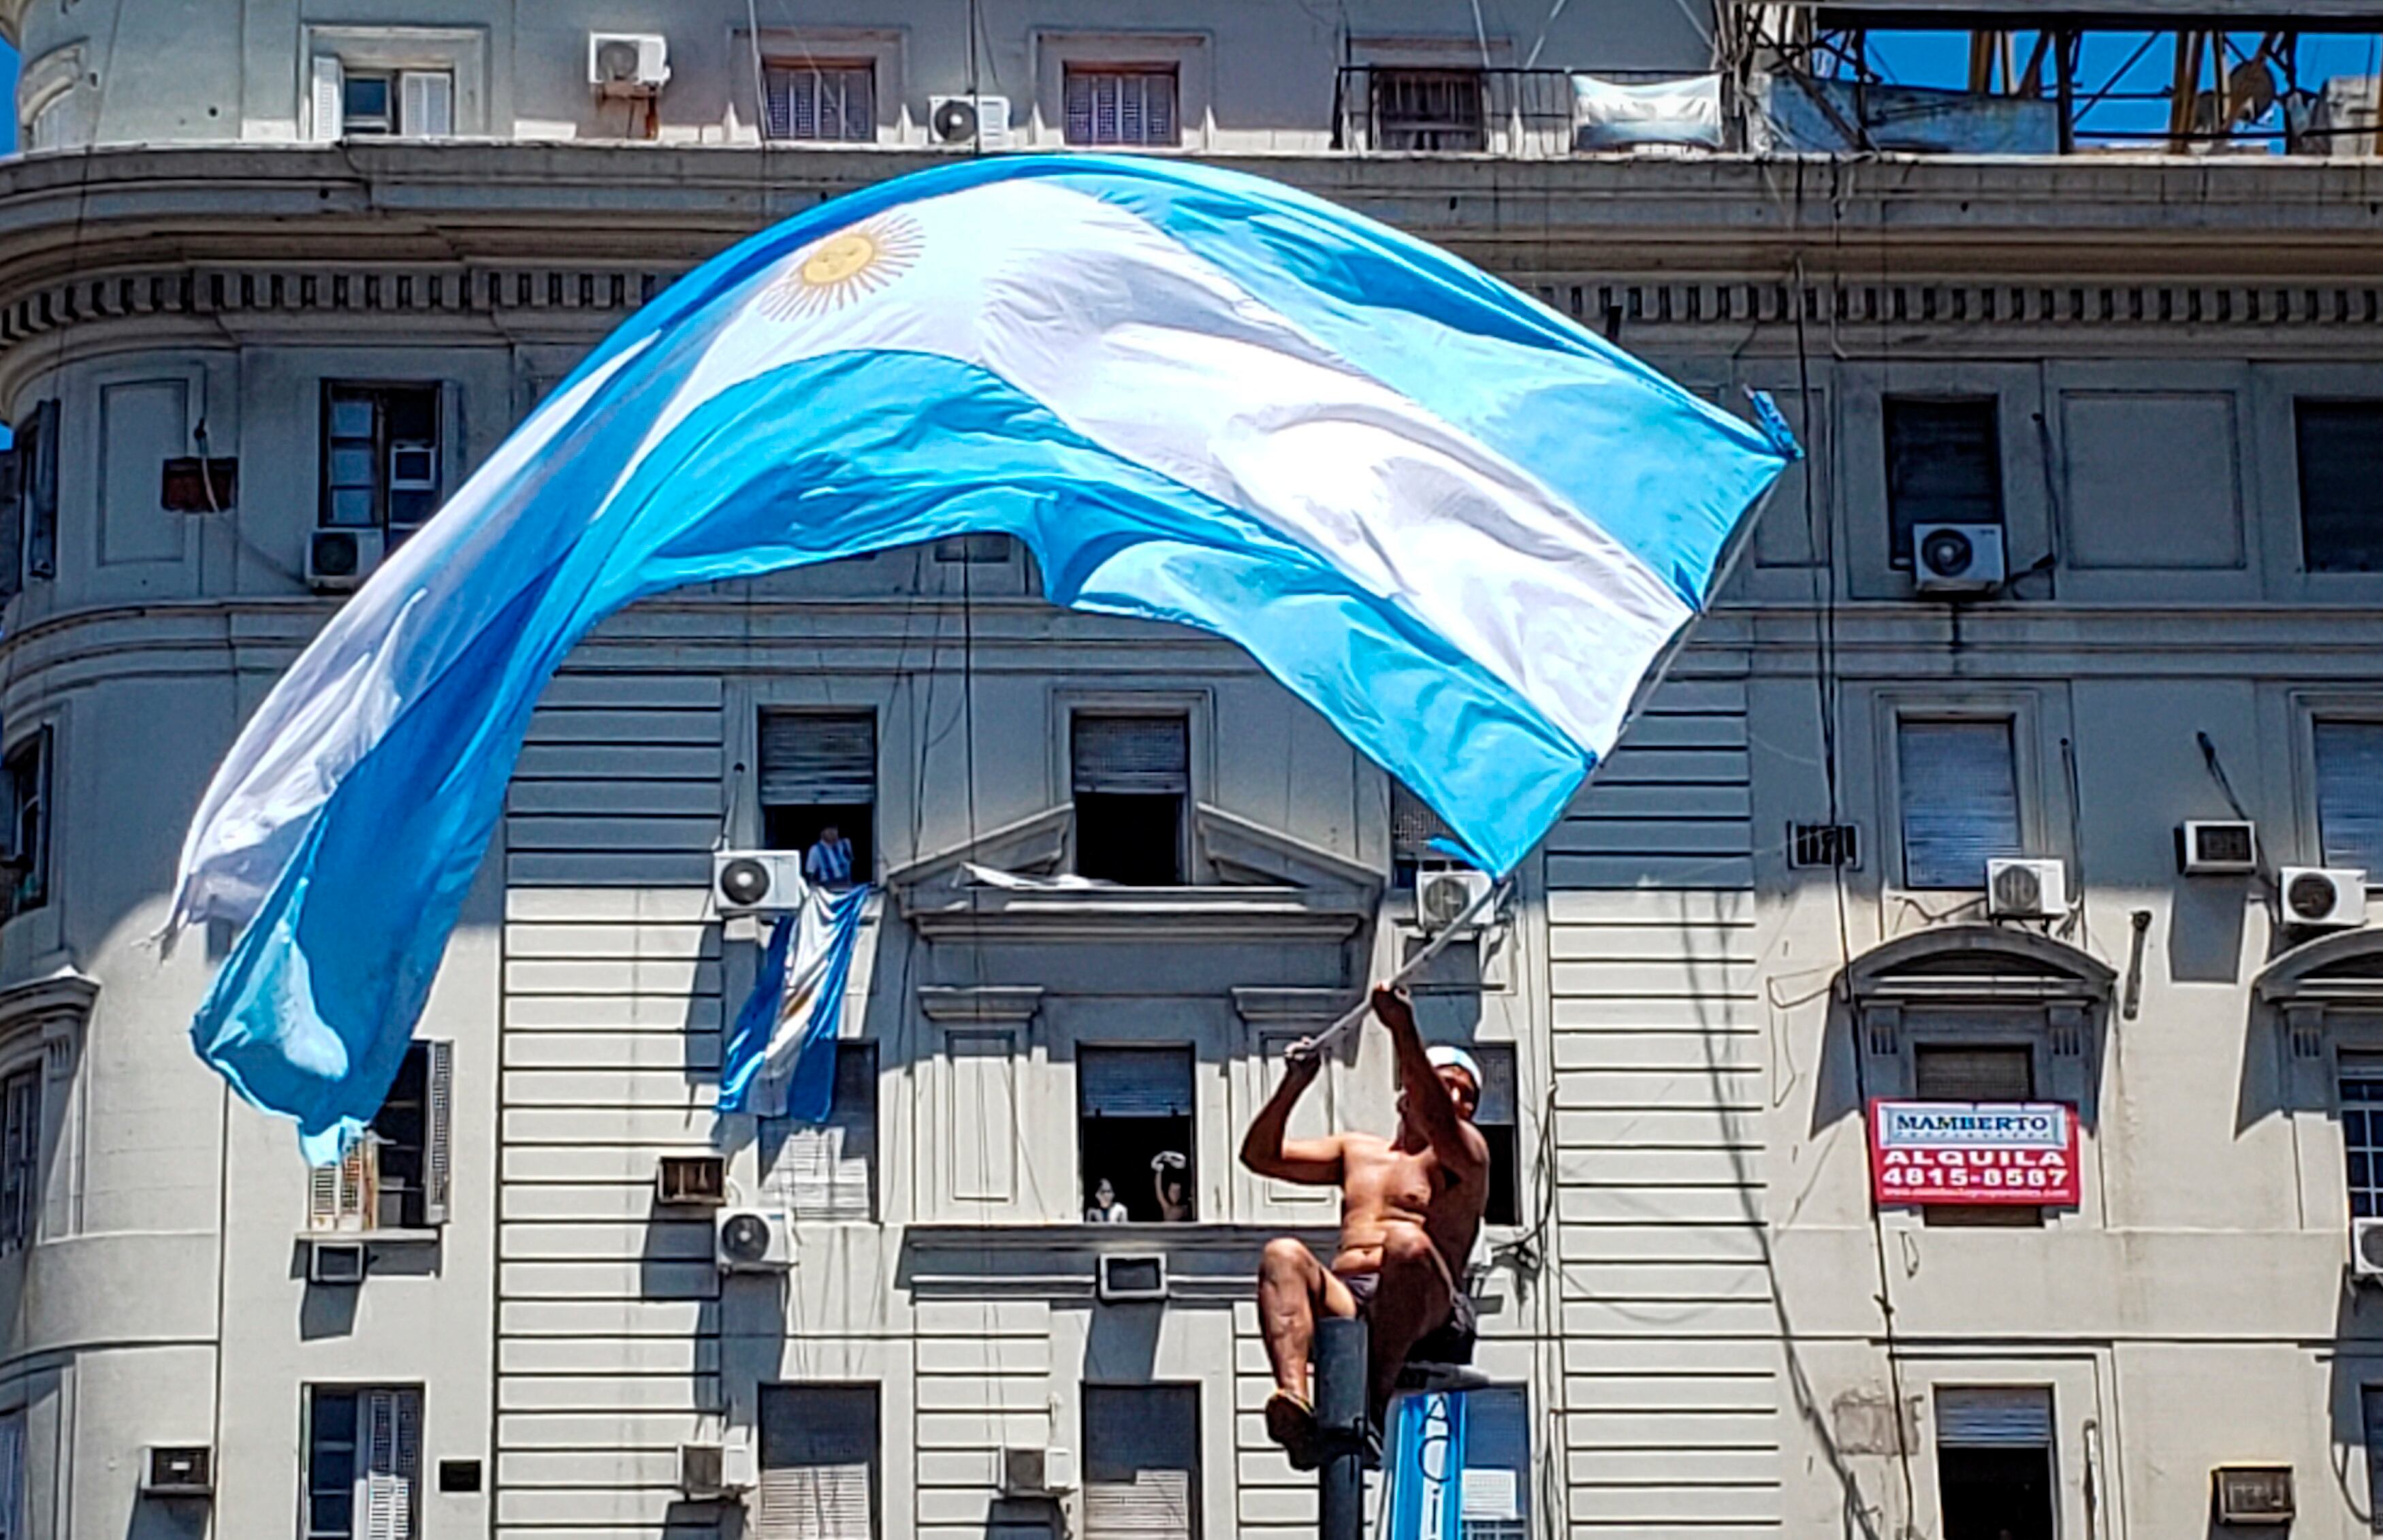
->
[[2179, 819, 2258, 875], [656, 1154, 728, 1207], [1985, 856, 2069, 920], [1415, 868, 1494, 933], [306, 528, 386, 592], [712, 850, 807, 914], [2280, 866, 2367, 929], [307, 1240, 367, 1286], [1911, 522, 2006, 594], [387, 443, 437, 492], [930, 94, 1012, 147], [714, 1208, 793, 1272], [677, 1438, 754, 1497], [1002, 1445, 1078, 1496], [1095, 1252, 1168, 1303], [2354, 1216, 2383, 1281], [2211, 1464, 2296, 1526], [140, 1446, 214, 1498], [590, 33, 671, 94]]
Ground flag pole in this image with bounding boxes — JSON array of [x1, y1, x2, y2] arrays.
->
[[1316, 1315, 1369, 1540]]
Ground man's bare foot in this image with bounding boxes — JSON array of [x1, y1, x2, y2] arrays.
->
[[1264, 1390, 1320, 1471]]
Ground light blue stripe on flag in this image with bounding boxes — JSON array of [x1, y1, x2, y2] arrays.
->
[[719, 884, 871, 1122], [1385, 1392, 1468, 1540]]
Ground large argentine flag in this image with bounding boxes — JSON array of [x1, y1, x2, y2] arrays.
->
[[169, 155, 1793, 1157]]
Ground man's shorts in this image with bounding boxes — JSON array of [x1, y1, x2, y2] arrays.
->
[[1340, 1270, 1480, 1363]]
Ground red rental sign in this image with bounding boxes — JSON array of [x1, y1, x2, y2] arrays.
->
[[1868, 1099, 2080, 1207]]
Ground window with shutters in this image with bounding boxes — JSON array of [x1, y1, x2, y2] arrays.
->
[[1083, 1385, 1199, 1540], [314, 61, 453, 138], [310, 1041, 451, 1232], [305, 1385, 423, 1540], [757, 1383, 879, 1540], [1915, 1044, 2041, 1229], [1370, 68, 1486, 150], [761, 1044, 876, 1221], [0, 1065, 38, 1254], [1933, 1385, 2054, 1540], [321, 385, 443, 540], [1, 729, 50, 923], [2342, 1052, 2383, 1220], [761, 709, 876, 884], [5, 399, 55, 586], [2316, 720, 2383, 878], [1460, 1385, 1529, 1540], [1897, 718, 2024, 890], [763, 63, 876, 142], [1392, 780, 1457, 892], [1883, 397, 2003, 567], [2296, 400, 2383, 573], [1072, 713, 1189, 885], [1063, 66, 1180, 147], [1078, 1046, 1196, 1223]]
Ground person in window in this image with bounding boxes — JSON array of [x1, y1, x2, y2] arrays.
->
[[804, 822, 855, 888], [1151, 1151, 1192, 1222], [1241, 984, 1487, 1469], [1085, 1178, 1129, 1223]]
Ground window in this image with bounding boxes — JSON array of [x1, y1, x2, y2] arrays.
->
[[1884, 397, 2003, 566], [305, 1386, 423, 1540], [0, 1409, 22, 1540], [1392, 780, 1456, 891], [2316, 720, 2383, 876], [759, 709, 876, 884], [761, 1044, 876, 1221], [758, 1384, 879, 1540], [1897, 718, 2021, 890], [1063, 66, 1180, 147], [315, 59, 453, 138], [321, 385, 441, 539], [1934, 1385, 2054, 1540], [763, 63, 875, 142], [1459, 1385, 1530, 1540], [1083, 1385, 1198, 1540], [308, 1042, 451, 1232], [1, 731, 50, 923], [1371, 68, 1486, 150], [1072, 713, 1188, 885], [0, 1066, 37, 1253], [1078, 1046, 1195, 1222], [2344, 1053, 2383, 1219], [1471, 1046, 1520, 1228], [14, 399, 57, 583], [2295, 400, 2383, 573], [934, 533, 1012, 564], [1915, 1044, 2039, 1228]]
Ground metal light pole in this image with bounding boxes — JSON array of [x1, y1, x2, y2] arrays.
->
[[1315, 1315, 1369, 1540]]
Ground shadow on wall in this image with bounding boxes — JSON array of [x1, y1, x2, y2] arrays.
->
[[2328, 1286, 2383, 1534]]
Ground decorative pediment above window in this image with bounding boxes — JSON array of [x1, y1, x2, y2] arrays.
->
[[1846, 925, 2113, 1058], [0, 968, 96, 1065], [2255, 929, 2383, 1009], [889, 804, 1379, 944]]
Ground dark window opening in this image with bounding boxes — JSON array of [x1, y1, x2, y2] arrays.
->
[[1471, 1045, 1520, 1228], [2342, 1053, 2383, 1219], [763, 62, 875, 142], [1079, 1045, 1195, 1222], [1083, 1385, 1200, 1540], [2296, 400, 2383, 573], [321, 384, 442, 540], [1, 728, 50, 921], [760, 1383, 880, 1540], [0, 1065, 39, 1252], [759, 709, 876, 886], [1915, 1044, 2041, 1228], [372, 1043, 432, 1230], [1885, 396, 2003, 567], [1371, 68, 1486, 150], [1073, 713, 1188, 886], [1936, 1386, 2054, 1540], [305, 1386, 422, 1540], [3, 397, 57, 587]]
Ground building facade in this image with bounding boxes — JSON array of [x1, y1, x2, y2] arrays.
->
[[0, 3, 2380, 1539]]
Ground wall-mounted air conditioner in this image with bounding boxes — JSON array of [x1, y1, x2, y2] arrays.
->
[[2280, 867, 2367, 929], [1414, 868, 1494, 933], [2353, 1217, 2383, 1282], [2177, 819, 2257, 875], [677, 1437, 754, 1497], [715, 1208, 793, 1272], [930, 95, 1012, 147], [1912, 522, 2005, 594], [1985, 856, 2068, 920], [1002, 1445, 1078, 1496], [1096, 1252, 1167, 1302], [590, 33, 671, 95], [140, 1447, 214, 1498], [2211, 1464, 2295, 1526], [307, 1240, 367, 1286], [656, 1154, 728, 1207], [712, 850, 806, 914], [306, 528, 386, 593]]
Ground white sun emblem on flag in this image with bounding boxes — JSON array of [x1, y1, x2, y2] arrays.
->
[[756, 213, 925, 321]]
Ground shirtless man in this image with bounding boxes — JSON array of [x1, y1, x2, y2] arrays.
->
[[1239, 983, 1489, 1469]]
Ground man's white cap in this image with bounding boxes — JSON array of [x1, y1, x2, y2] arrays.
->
[[1426, 1044, 1483, 1088]]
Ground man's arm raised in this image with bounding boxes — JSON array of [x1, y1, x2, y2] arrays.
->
[[1238, 1042, 1345, 1186], [1373, 984, 1487, 1172]]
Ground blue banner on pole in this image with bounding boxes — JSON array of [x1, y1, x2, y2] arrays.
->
[[1384, 1391, 1468, 1540]]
